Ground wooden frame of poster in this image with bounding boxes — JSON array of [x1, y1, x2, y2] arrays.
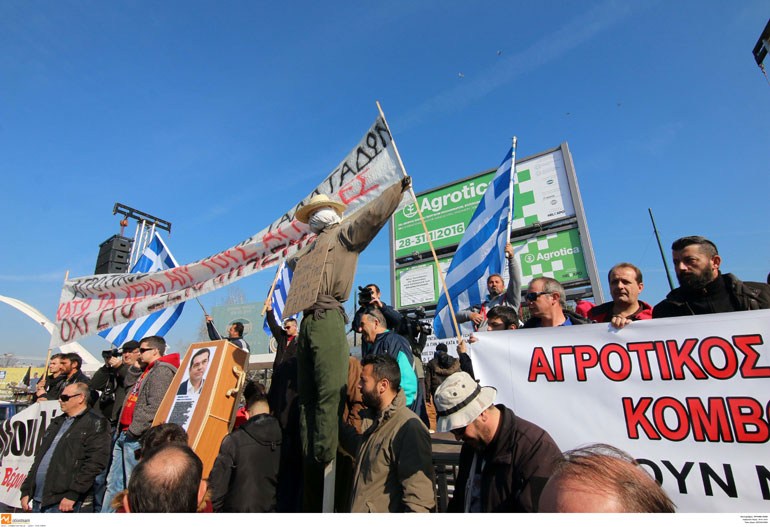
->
[[152, 340, 249, 478]]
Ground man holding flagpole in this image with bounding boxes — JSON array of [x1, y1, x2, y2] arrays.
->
[[289, 175, 411, 512], [433, 141, 518, 340], [456, 242, 521, 331]]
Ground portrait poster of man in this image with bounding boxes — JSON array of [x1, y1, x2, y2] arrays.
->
[[168, 346, 216, 430]]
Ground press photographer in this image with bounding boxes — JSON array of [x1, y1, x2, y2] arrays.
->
[[352, 284, 432, 428], [352, 284, 404, 354], [89, 340, 140, 427]]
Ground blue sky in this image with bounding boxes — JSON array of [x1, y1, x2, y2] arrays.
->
[[1, 1, 768, 363]]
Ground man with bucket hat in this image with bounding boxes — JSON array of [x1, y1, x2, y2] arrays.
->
[[434, 372, 561, 512], [289, 176, 411, 511]]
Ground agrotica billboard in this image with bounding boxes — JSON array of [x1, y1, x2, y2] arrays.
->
[[390, 142, 603, 312]]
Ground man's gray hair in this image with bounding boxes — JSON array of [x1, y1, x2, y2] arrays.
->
[[533, 277, 567, 310]]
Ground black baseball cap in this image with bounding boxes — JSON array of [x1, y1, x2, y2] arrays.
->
[[121, 340, 140, 352]]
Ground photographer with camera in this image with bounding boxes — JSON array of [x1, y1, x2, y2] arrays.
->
[[90, 340, 140, 427], [353, 285, 432, 428], [352, 284, 403, 355]]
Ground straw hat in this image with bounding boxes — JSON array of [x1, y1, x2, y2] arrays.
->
[[433, 372, 497, 433], [294, 194, 347, 224]]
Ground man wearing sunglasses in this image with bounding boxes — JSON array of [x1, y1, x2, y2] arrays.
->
[[522, 278, 590, 328], [101, 335, 180, 513], [20, 382, 111, 513]]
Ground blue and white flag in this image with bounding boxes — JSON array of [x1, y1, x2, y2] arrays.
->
[[433, 147, 514, 339], [99, 233, 184, 347], [263, 261, 294, 334]]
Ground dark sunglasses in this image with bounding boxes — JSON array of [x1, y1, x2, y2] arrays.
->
[[59, 393, 84, 402], [525, 291, 551, 302], [139, 347, 156, 353]]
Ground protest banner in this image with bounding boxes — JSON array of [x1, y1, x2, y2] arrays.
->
[[469, 310, 770, 512], [0, 401, 60, 508], [51, 116, 408, 347]]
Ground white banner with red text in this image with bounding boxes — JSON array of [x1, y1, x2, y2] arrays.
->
[[469, 310, 770, 513], [51, 117, 407, 347], [0, 401, 60, 508]]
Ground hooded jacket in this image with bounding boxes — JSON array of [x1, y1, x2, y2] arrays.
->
[[120, 353, 179, 437], [209, 413, 283, 512], [425, 353, 460, 398], [345, 389, 435, 513]]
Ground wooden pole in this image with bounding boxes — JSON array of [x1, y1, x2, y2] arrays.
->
[[375, 101, 462, 340]]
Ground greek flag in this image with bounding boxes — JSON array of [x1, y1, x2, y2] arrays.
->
[[433, 147, 514, 338], [99, 233, 184, 347], [263, 261, 293, 334]]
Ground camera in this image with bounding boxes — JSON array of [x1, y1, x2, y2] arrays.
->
[[401, 307, 433, 336], [398, 307, 432, 355], [357, 285, 374, 307], [102, 349, 121, 360]]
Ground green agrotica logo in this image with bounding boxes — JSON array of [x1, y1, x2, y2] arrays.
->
[[525, 246, 581, 263], [404, 181, 489, 218]]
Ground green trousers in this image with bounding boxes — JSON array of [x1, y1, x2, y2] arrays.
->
[[297, 309, 349, 512]]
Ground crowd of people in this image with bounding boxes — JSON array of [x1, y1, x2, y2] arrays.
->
[[18, 226, 769, 514]]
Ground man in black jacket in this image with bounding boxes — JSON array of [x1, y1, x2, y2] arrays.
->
[[20, 382, 111, 512], [434, 372, 561, 512], [90, 340, 139, 426], [653, 235, 770, 318], [205, 316, 251, 352], [208, 392, 282, 512], [35, 354, 66, 402]]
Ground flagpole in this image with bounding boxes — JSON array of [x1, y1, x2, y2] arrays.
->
[[195, 297, 209, 317], [506, 137, 517, 246], [261, 261, 285, 316], [375, 101, 462, 340], [44, 269, 70, 380]]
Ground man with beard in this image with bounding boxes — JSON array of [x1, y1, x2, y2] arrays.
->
[[653, 236, 770, 318], [341, 354, 435, 513], [433, 372, 561, 512], [288, 176, 411, 512]]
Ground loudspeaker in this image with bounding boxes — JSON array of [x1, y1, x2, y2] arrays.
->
[[95, 235, 133, 275]]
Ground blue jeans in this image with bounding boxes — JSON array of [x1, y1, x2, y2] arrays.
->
[[100, 430, 141, 513], [92, 429, 119, 512], [32, 500, 84, 513]]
